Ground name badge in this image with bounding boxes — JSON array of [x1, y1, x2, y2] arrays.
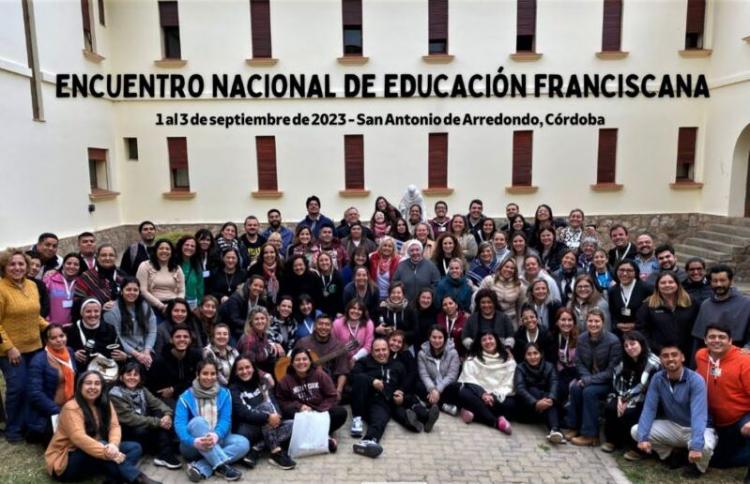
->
[[202, 270, 211, 278], [711, 367, 722, 377], [62, 300, 73, 308], [621, 308, 631, 317]]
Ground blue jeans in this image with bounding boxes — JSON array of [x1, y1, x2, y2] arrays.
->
[[179, 417, 249, 477], [711, 412, 750, 468], [566, 382, 609, 437], [0, 350, 39, 441], [54, 441, 142, 482]]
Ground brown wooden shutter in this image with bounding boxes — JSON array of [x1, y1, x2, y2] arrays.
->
[[342, 0, 362, 26], [167, 137, 188, 169], [517, 0, 536, 36], [344, 135, 365, 190], [685, 0, 705, 34], [88, 147, 106, 161], [602, 0, 622, 51], [677, 127, 697, 165], [597, 128, 618, 184], [81, 0, 91, 33], [428, 133, 448, 188], [512, 131, 533, 186], [250, 0, 272, 58], [159, 1, 179, 27], [256, 136, 278, 191], [428, 0, 448, 41]]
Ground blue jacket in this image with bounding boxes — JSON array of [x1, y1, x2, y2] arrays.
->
[[28, 348, 77, 434], [174, 385, 233, 447], [636, 368, 709, 451], [436, 275, 473, 313], [297, 214, 334, 239]]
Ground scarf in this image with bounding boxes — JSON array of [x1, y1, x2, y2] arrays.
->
[[372, 221, 388, 238], [264, 263, 279, 301], [192, 379, 220, 430], [46, 346, 75, 402], [381, 297, 409, 312], [458, 352, 516, 402], [112, 385, 147, 415]]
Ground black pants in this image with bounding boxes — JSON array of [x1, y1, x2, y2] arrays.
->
[[350, 374, 394, 442], [392, 394, 430, 432], [513, 387, 560, 431], [454, 383, 515, 428], [603, 399, 643, 449], [327, 406, 348, 435], [122, 425, 176, 459], [54, 441, 142, 482]]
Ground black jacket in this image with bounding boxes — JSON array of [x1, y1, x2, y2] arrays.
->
[[229, 378, 278, 429], [351, 356, 406, 402], [514, 360, 559, 406], [636, 302, 699, 357], [607, 281, 651, 338], [315, 270, 345, 317], [390, 350, 417, 394], [512, 327, 553, 363], [146, 345, 203, 398], [218, 283, 272, 341], [207, 268, 248, 302], [377, 305, 418, 346]]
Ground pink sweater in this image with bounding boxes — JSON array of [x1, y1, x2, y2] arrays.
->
[[331, 317, 374, 361], [135, 261, 185, 310]]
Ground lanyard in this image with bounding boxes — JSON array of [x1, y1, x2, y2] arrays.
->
[[303, 317, 314, 335], [620, 282, 635, 306], [347, 321, 360, 339], [526, 330, 539, 344], [615, 243, 632, 262], [446, 317, 456, 335], [62, 277, 76, 300]]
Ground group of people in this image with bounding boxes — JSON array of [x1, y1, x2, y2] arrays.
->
[[1, 191, 750, 483]]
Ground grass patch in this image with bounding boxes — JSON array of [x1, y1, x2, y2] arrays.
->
[[615, 453, 745, 483]]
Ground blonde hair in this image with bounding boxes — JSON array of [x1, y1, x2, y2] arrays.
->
[[647, 272, 692, 309], [244, 306, 270, 335]]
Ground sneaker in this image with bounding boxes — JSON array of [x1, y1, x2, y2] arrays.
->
[[496, 416, 512, 435], [215, 464, 242, 481], [600, 442, 616, 453], [186, 463, 204, 482], [405, 409, 424, 432], [547, 430, 564, 445], [460, 409, 474, 424], [623, 450, 643, 461], [241, 448, 260, 468], [328, 437, 338, 453], [423, 405, 440, 433], [440, 403, 458, 416], [353, 439, 383, 458], [154, 454, 182, 470], [269, 451, 296, 470], [350, 416, 364, 438]]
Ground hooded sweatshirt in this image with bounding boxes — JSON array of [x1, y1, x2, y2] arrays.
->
[[417, 341, 461, 393], [695, 346, 750, 427], [691, 289, 750, 349]]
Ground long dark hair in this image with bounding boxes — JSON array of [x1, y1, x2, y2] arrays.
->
[[228, 356, 261, 388], [74, 371, 111, 438], [622, 331, 651, 379], [149, 239, 178, 271], [469, 331, 507, 363], [194, 228, 214, 256], [176, 235, 203, 274], [117, 277, 149, 337]]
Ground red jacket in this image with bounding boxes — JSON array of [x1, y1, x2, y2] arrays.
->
[[695, 346, 750, 427], [368, 251, 399, 282]]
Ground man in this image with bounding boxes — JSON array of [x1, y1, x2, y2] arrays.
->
[[392, 240, 440, 302], [294, 314, 351, 401], [261, 208, 293, 254], [692, 265, 750, 350], [335, 206, 374, 240], [465, 199, 485, 245], [632, 343, 716, 477], [120, 220, 156, 276], [683, 258, 712, 305], [522, 254, 562, 302], [297, 195, 334, 239], [607, 224, 637, 267], [146, 324, 203, 408], [238, 215, 266, 268], [695, 324, 750, 476], [499, 202, 520, 232], [77, 232, 97, 270], [350, 338, 406, 458], [28, 232, 62, 275], [429, 201, 450, 237], [633, 233, 659, 283], [646, 244, 687, 286], [316, 223, 348, 270], [341, 221, 377, 259]]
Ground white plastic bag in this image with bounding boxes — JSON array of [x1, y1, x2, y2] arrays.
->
[[288, 410, 331, 458]]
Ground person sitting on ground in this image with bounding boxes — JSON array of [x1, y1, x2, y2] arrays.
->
[[332, 298, 375, 367], [293, 314, 350, 402], [66, 298, 128, 367], [387, 330, 435, 433], [155, 298, 206, 354], [376, 282, 418, 346], [146, 324, 203, 409], [417, 325, 459, 421], [237, 307, 284, 377], [512, 305, 553, 363]]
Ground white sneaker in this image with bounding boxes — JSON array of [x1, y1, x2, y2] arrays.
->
[[353, 439, 383, 458], [440, 403, 458, 416], [351, 416, 364, 438], [547, 430, 564, 445]]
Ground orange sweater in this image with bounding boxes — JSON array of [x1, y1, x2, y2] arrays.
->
[[44, 400, 122, 476], [0, 277, 48, 355], [695, 346, 750, 427]]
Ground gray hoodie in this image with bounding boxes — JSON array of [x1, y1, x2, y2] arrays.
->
[[417, 341, 461, 393], [691, 288, 750, 348]]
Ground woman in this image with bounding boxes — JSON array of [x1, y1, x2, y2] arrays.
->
[[558, 208, 586, 250], [265, 232, 285, 261], [104, 277, 157, 369], [568, 274, 611, 332], [478, 256, 527, 328], [342, 222, 377, 262], [293, 294, 321, 343], [342, 266, 380, 318], [314, 251, 344, 317], [535, 227, 567, 273], [602, 331, 660, 459], [449, 214, 478, 261], [552, 249, 581, 306], [192, 295, 220, 339], [213, 222, 242, 268], [44, 253, 84, 326], [206, 248, 247, 304], [74, 244, 126, 313], [461, 289, 514, 351], [341, 245, 370, 288], [28, 324, 77, 443], [526, 279, 562, 331], [194, 228, 216, 284], [436, 258, 473, 314], [509, 232, 537, 277], [467, 242, 498, 290], [413, 222, 436, 260], [136, 239, 185, 318], [280, 255, 323, 308], [373, 196, 402, 227], [66, 298, 127, 367], [175, 360, 249, 481], [203, 323, 239, 386], [682, 257, 712, 305], [376, 282, 417, 345], [389, 218, 411, 254], [155, 298, 207, 354], [588, 248, 615, 296], [268, 295, 298, 352], [492, 231, 510, 262], [512, 305, 553, 363], [369, 210, 391, 242], [436, 295, 468, 358], [276, 348, 348, 451], [229, 357, 295, 470], [548, 308, 580, 409], [412, 288, 439, 350], [109, 361, 180, 469], [417, 325, 460, 419], [45, 370, 156, 483], [405, 204, 426, 234], [237, 307, 285, 376], [432, 233, 465, 278], [369, 237, 400, 301], [565, 308, 622, 446], [530, 204, 564, 246], [507, 214, 532, 241], [247, 243, 284, 305], [513, 342, 563, 444], [476, 218, 497, 245], [332, 298, 374, 366], [577, 237, 598, 273], [636, 271, 698, 357], [608, 259, 651, 337], [176, 236, 204, 310], [451, 332, 515, 434], [221, 275, 272, 342], [286, 225, 320, 265]]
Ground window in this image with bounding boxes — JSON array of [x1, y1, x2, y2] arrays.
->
[[98, 0, 105, 26], [344, 135, 365, 190], [428, 0, 448, 54], [256, 136, 278, 191], [676, 127, 697, 182], [342, 0, 362, 55], [167, 137, 190, 191], [250, 0, 272, 58], [22, 0, 43, 121], [601, 0, 622, 52], [516, 0, 536, 52], [685, 0, 705, 49], [596, 128, 618, 184], [512, 131, 533, 186], [125, 137, 138, 161], [81, 0, 94, 51], [428, 133, 448, 188], [87, 148, 109, 191], [159, 1, 181, 59]]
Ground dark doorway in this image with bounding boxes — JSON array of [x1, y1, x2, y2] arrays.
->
[[746, 151, 750, 217]]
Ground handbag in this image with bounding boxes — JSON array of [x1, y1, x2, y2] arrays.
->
[[87, 353, 119, 382], [288, 410, 331, 458]]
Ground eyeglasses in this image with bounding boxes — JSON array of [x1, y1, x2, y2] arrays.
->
[[617, 268, 635, 273]]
